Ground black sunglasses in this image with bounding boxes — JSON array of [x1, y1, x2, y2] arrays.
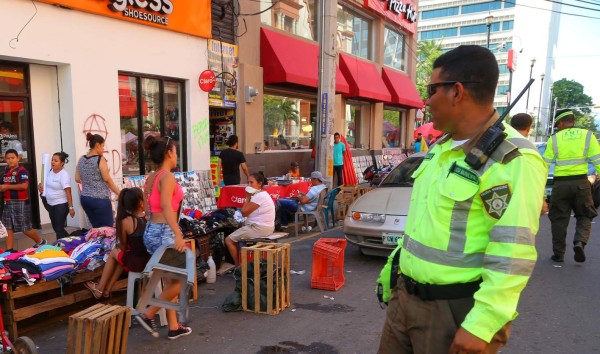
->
[[426, 81, 481, 98]]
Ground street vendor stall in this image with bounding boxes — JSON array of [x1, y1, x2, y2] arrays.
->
[[217, 181, 311, 209]]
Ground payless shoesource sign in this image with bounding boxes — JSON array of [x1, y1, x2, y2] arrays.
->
[[35, 0, 211, 38]]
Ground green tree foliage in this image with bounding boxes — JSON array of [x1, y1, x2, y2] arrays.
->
[[263, 96, 300, 136], [416, 40, 443, 99], [551, 79, 597, 134]]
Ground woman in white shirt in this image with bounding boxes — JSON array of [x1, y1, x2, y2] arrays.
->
[[225, 171, 275, 265], [38, 152, 75, 239]]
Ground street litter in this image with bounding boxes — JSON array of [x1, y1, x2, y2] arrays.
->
[[552, 265, 562, 268], [323, 295, 335, 300], [291, 270, 306, 275]]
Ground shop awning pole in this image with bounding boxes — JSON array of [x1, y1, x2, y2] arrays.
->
[[315, 0, 337, 182]]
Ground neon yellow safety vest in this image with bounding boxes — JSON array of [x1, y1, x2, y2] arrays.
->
[[400, 123, 547, 343], [542, 128, 600, 177]]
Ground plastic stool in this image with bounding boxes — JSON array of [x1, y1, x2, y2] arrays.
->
[[136, 245, 196, 324], [126, 272, 167, 327]]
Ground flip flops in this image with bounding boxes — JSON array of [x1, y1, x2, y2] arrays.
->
[[84, 281, 109, 299]]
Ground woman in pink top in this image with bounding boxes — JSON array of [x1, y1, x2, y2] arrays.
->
[[135, 135, 191, 340]]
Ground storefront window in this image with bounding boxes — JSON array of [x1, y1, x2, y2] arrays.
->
[[383, 28, 406, 72], [346, 104, 360, 147], [119, 74, 185, 175], [383, 109, 403, 148], [0, 65, 26, 94], [263, 94, 314, 151], [260, 0, 318, 40], [337, 5, 371, 60]]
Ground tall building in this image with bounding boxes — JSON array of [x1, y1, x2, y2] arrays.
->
[[417, 0, 559, 139]]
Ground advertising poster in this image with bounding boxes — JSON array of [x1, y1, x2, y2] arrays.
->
[[208, 40, 239, 108]]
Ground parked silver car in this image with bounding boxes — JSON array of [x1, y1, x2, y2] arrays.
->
[[344, 154, 424, 257]]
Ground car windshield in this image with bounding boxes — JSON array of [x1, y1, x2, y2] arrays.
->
[[379, 156, 424, 187]]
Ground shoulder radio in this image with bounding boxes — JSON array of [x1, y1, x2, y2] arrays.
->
[[465, 79, 535, 170]]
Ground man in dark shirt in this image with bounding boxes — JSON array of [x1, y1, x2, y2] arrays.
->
[[219, 135, 250, 185]]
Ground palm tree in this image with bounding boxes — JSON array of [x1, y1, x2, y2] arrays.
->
[[263, 96, 300, 137], [416, 40, 443, 99]]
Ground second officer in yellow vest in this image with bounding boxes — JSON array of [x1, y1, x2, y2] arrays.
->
[[378, 46, 547, 354], [543, 109, 600, 263]]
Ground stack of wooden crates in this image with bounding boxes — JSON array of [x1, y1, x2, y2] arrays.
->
[[67, 303, 131, 354]]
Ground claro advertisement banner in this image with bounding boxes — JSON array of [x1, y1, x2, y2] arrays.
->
[[35, 0, 211, 38]]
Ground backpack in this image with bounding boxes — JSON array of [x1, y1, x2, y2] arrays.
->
[[376, 245, 402, 306]]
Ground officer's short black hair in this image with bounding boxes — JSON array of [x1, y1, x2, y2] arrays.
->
[[510, 113, 533, 130], [227, 135, 239, 147], [433, 45, 499, 105]]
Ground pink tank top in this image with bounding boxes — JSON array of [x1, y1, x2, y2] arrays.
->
[[149, 170, 184, 213]]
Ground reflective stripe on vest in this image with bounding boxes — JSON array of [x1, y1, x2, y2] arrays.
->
[[403, 234, 534, 276], [507, 137, 537, 151], [584, 130, 593, 157]]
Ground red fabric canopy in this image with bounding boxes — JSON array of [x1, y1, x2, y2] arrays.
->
[[339, 54, 391, 102], [260, 28, 350, 94], [382, 68, 424, 109], [340, 136, 358, 185]]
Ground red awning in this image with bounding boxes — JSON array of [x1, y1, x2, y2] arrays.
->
[[260, 28, 349, 94], [339, 54, 391, 102], [382, 68, 424, 109]]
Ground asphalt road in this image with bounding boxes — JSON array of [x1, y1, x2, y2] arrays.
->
[[26, 215, 600, 353]]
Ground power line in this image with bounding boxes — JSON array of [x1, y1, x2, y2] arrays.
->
[[502, 0, 600, 19], [542, 0, 600, 12], [572, 0, 600, 6]]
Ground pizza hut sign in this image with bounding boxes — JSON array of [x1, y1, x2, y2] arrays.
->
[[364, 0, 418, 34]]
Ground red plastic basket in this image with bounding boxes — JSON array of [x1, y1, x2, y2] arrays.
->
[[311, 238, 347, 291]]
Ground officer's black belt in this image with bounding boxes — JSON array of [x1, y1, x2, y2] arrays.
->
[[401, 274, 481, 301], [554, 174, 588, 181]]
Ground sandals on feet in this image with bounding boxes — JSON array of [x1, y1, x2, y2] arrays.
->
[[84, 281, 104, 299]]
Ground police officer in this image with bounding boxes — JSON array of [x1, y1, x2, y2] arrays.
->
[[378, 46, 546, 354], [543, 109, 600, 263]]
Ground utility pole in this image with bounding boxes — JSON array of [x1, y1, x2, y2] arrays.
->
[[315, 0, 337, 181], [550, 97, 558, 135], [525, 58, 536, 112], [535, 74, 544, 141]]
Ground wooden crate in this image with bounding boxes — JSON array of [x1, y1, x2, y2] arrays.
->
[[241, 243, 290, 315], [0, 267, 128, 339], [66, 303, 131, 354]]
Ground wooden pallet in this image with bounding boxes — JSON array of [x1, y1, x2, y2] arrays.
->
[[241, 243, 290, 315], [0, 267, 128, 339], [67, 303, 131, 354]]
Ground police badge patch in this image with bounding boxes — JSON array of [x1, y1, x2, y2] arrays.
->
[[480, 184, 512, 219]]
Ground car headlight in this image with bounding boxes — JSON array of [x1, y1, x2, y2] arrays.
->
[[352, 212, 386, 223]]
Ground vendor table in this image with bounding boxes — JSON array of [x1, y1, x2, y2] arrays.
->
[[217, 182, 311, 208]]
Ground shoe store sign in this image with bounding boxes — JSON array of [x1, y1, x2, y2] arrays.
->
[[35, 0, 211, 38], [363, 0, 418, 35]]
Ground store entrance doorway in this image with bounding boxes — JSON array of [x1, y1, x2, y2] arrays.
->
[[0, 98, 40, 228]]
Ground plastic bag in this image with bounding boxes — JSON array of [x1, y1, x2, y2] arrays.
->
[[0, 221, 7, 239]]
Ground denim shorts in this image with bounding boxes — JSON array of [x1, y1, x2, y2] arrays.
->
[[143, 222, 175, 254]]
